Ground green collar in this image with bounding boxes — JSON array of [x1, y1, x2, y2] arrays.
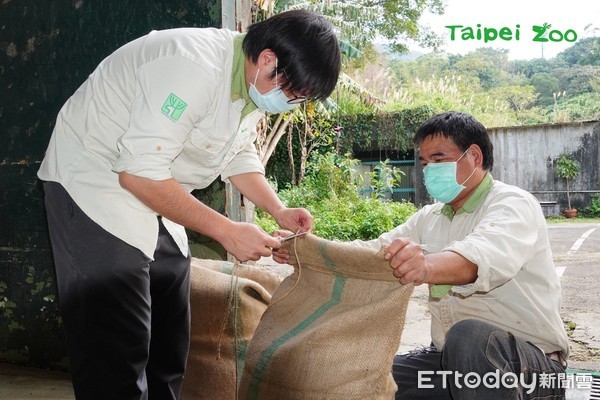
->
[[441, 172, 494, 219], [231, 34, 257, 119]]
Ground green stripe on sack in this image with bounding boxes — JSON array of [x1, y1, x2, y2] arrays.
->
[[320, 240, 337, 272], [245, 242, 346, 400]]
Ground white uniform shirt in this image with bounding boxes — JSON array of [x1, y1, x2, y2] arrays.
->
[[352, 175, 570, 357], [38, 28, 265, 259]]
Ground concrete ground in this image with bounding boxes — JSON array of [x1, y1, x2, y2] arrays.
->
[[0, 362, 73, 399], [1, 221, 599, 399]]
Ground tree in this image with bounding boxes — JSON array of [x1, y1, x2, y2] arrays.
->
[[389, 52, 450, 83], [271, 0, 445, 54], [555, 153, 580, 212], [449, 51, 512, 89], [509, 58, 552, 78], [256, 102, 337, 186], [552, 65, 600, 96], [530, 73, 560, 106], [489, 85, 539, 121], [255, 112, 296, 167], [469, 48, 511, 71], [549, 92, 600, 122], [556, 37, 600, 66], [364, 0, 446, 54]]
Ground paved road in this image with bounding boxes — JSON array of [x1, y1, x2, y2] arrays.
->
[[548, 222, 600, 369]]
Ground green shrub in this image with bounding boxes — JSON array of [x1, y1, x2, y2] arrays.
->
[[584, 194, 600, 217], [257, 153, 417, 241]]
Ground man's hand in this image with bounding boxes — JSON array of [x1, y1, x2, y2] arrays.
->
[[228, 173, 313, 234], [272, 207, 313, 234], [220, 222, 282, 262], [385, 237, 478, 286], [270, 230, 294, 264], [385, 238, 430, 285]]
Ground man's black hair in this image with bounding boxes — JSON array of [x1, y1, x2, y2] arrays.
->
[[413, 111, 494, 171], [242, 9, 341, 101]]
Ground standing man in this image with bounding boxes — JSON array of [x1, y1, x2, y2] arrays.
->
[[38, 10, 340, 399]]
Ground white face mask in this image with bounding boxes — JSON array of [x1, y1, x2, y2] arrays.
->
[[248, 59, 298, 114]]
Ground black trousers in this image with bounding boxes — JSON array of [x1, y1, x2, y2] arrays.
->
[[393, 320, 566, 400], [43, 182, 191, 400]]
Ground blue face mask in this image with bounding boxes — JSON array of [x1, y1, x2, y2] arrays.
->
[[248, 61, 298, 114], [423, 149, 476, 203]]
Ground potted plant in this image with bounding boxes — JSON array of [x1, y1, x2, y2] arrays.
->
[[555, 153, 580, 218]]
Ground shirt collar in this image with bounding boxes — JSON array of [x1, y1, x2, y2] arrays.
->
[[231, 33, 257, 118], [441, 172, 494, 219]]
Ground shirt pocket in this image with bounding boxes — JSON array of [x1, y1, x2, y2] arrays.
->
[[189, 129, 229, 164]]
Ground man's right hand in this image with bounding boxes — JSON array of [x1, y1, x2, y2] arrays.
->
[[219, 222, 282, 262]]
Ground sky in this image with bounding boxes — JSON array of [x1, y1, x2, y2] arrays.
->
[[409, 0, 600, 60]]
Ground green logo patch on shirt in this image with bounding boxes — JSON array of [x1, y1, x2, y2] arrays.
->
[[161, 93, 187, 121]]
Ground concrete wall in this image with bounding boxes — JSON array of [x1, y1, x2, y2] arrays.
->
[[488, 120, 600, 210], [413, 120, 600, 209]]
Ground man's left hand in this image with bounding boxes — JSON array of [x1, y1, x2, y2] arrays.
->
[[385, 238, 430, 285], [273, 207, 313, 234]]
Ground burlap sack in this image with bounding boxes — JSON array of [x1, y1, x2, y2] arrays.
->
[[181, 258, 282, 400], [239, 234, 414, 400]]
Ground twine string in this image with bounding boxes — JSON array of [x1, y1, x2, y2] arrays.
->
[[218, 232, 304, 399], [217, 259, 240, 360], [268, 234, 302, 307], [217, 259, 241, 399]]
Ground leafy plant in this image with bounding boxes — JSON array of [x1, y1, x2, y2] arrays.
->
[[366, 159, 405, 199], [584, 193, 600, 217], [555, 153, 581, 210], [257, 153, 417, 241]]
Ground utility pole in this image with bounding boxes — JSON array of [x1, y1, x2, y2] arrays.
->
[[541, 42, 545, 59]]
